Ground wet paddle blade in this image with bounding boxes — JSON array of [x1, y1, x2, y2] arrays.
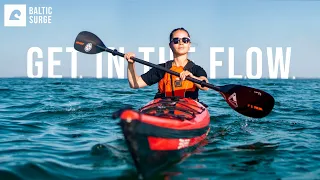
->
[[219, 84, 275, 118], [74, 31, 106, 54]]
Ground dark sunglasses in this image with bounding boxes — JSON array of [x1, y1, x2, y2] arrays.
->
[[170, 37, 191, 44]]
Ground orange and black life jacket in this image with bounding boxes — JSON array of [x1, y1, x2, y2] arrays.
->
[[154, 60, 199, 100]]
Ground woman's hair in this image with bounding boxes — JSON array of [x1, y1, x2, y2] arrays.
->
[[169, 27, 190, 42]]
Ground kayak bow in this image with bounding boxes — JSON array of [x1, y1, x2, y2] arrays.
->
[[113, 97, 210, 178]]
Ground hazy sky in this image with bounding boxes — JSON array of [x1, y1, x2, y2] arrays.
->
[[1, 0, 319, 78]]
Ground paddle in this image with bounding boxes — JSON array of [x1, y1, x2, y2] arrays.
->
[[74, 31, 275, 118]]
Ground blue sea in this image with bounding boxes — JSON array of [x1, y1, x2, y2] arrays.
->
[[0, 78, 319, 180]]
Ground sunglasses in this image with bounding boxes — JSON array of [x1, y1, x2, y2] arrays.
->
[[170, 37, 191, 44]]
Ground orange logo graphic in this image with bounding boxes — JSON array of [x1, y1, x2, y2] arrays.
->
[[76, 41, 84, 45], [247, 104, 263, 111]]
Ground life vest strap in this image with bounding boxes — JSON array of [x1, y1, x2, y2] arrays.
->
[[156, 59, 198, 100]]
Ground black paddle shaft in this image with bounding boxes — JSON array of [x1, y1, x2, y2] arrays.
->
[[98, 45, 219, 91]]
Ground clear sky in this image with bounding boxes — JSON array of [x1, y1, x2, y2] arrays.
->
[[1, 0, 319, 78]]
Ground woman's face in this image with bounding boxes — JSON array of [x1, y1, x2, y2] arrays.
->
[[169, 30, 191, 56]]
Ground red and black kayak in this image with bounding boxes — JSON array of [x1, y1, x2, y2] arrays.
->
[[113, 97, 210, 179]]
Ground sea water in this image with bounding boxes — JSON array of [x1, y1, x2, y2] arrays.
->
[[0, 78, 319, 179]]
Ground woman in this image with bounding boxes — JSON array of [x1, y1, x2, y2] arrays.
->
[[124, 27, 209, 101]]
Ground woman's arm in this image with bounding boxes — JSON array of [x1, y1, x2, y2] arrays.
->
[[125, 53, 148, 89]]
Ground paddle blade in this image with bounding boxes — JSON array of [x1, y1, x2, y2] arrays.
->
[[74, 31, 106, 54], [219, 84, 275, 118]]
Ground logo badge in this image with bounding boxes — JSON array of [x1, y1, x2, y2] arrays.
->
[[4, 4, 27, 27], [174, 80, 182, 87], [84, 43, 92, 52], [228, 92, 238, 108]]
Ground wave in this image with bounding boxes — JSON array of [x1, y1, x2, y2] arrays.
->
[[6, 102, 44, 110], [0, 88, 13, 92], [0, 169, 22, 180]]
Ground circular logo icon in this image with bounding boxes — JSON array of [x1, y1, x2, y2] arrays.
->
[[84, 43, 92, 52]]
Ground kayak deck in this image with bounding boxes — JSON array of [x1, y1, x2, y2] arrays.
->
[[139, 97, 205, 121]]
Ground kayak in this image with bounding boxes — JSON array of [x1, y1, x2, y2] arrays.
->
[[113, 97, 210, 179], [116, 97, 210, 178]]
